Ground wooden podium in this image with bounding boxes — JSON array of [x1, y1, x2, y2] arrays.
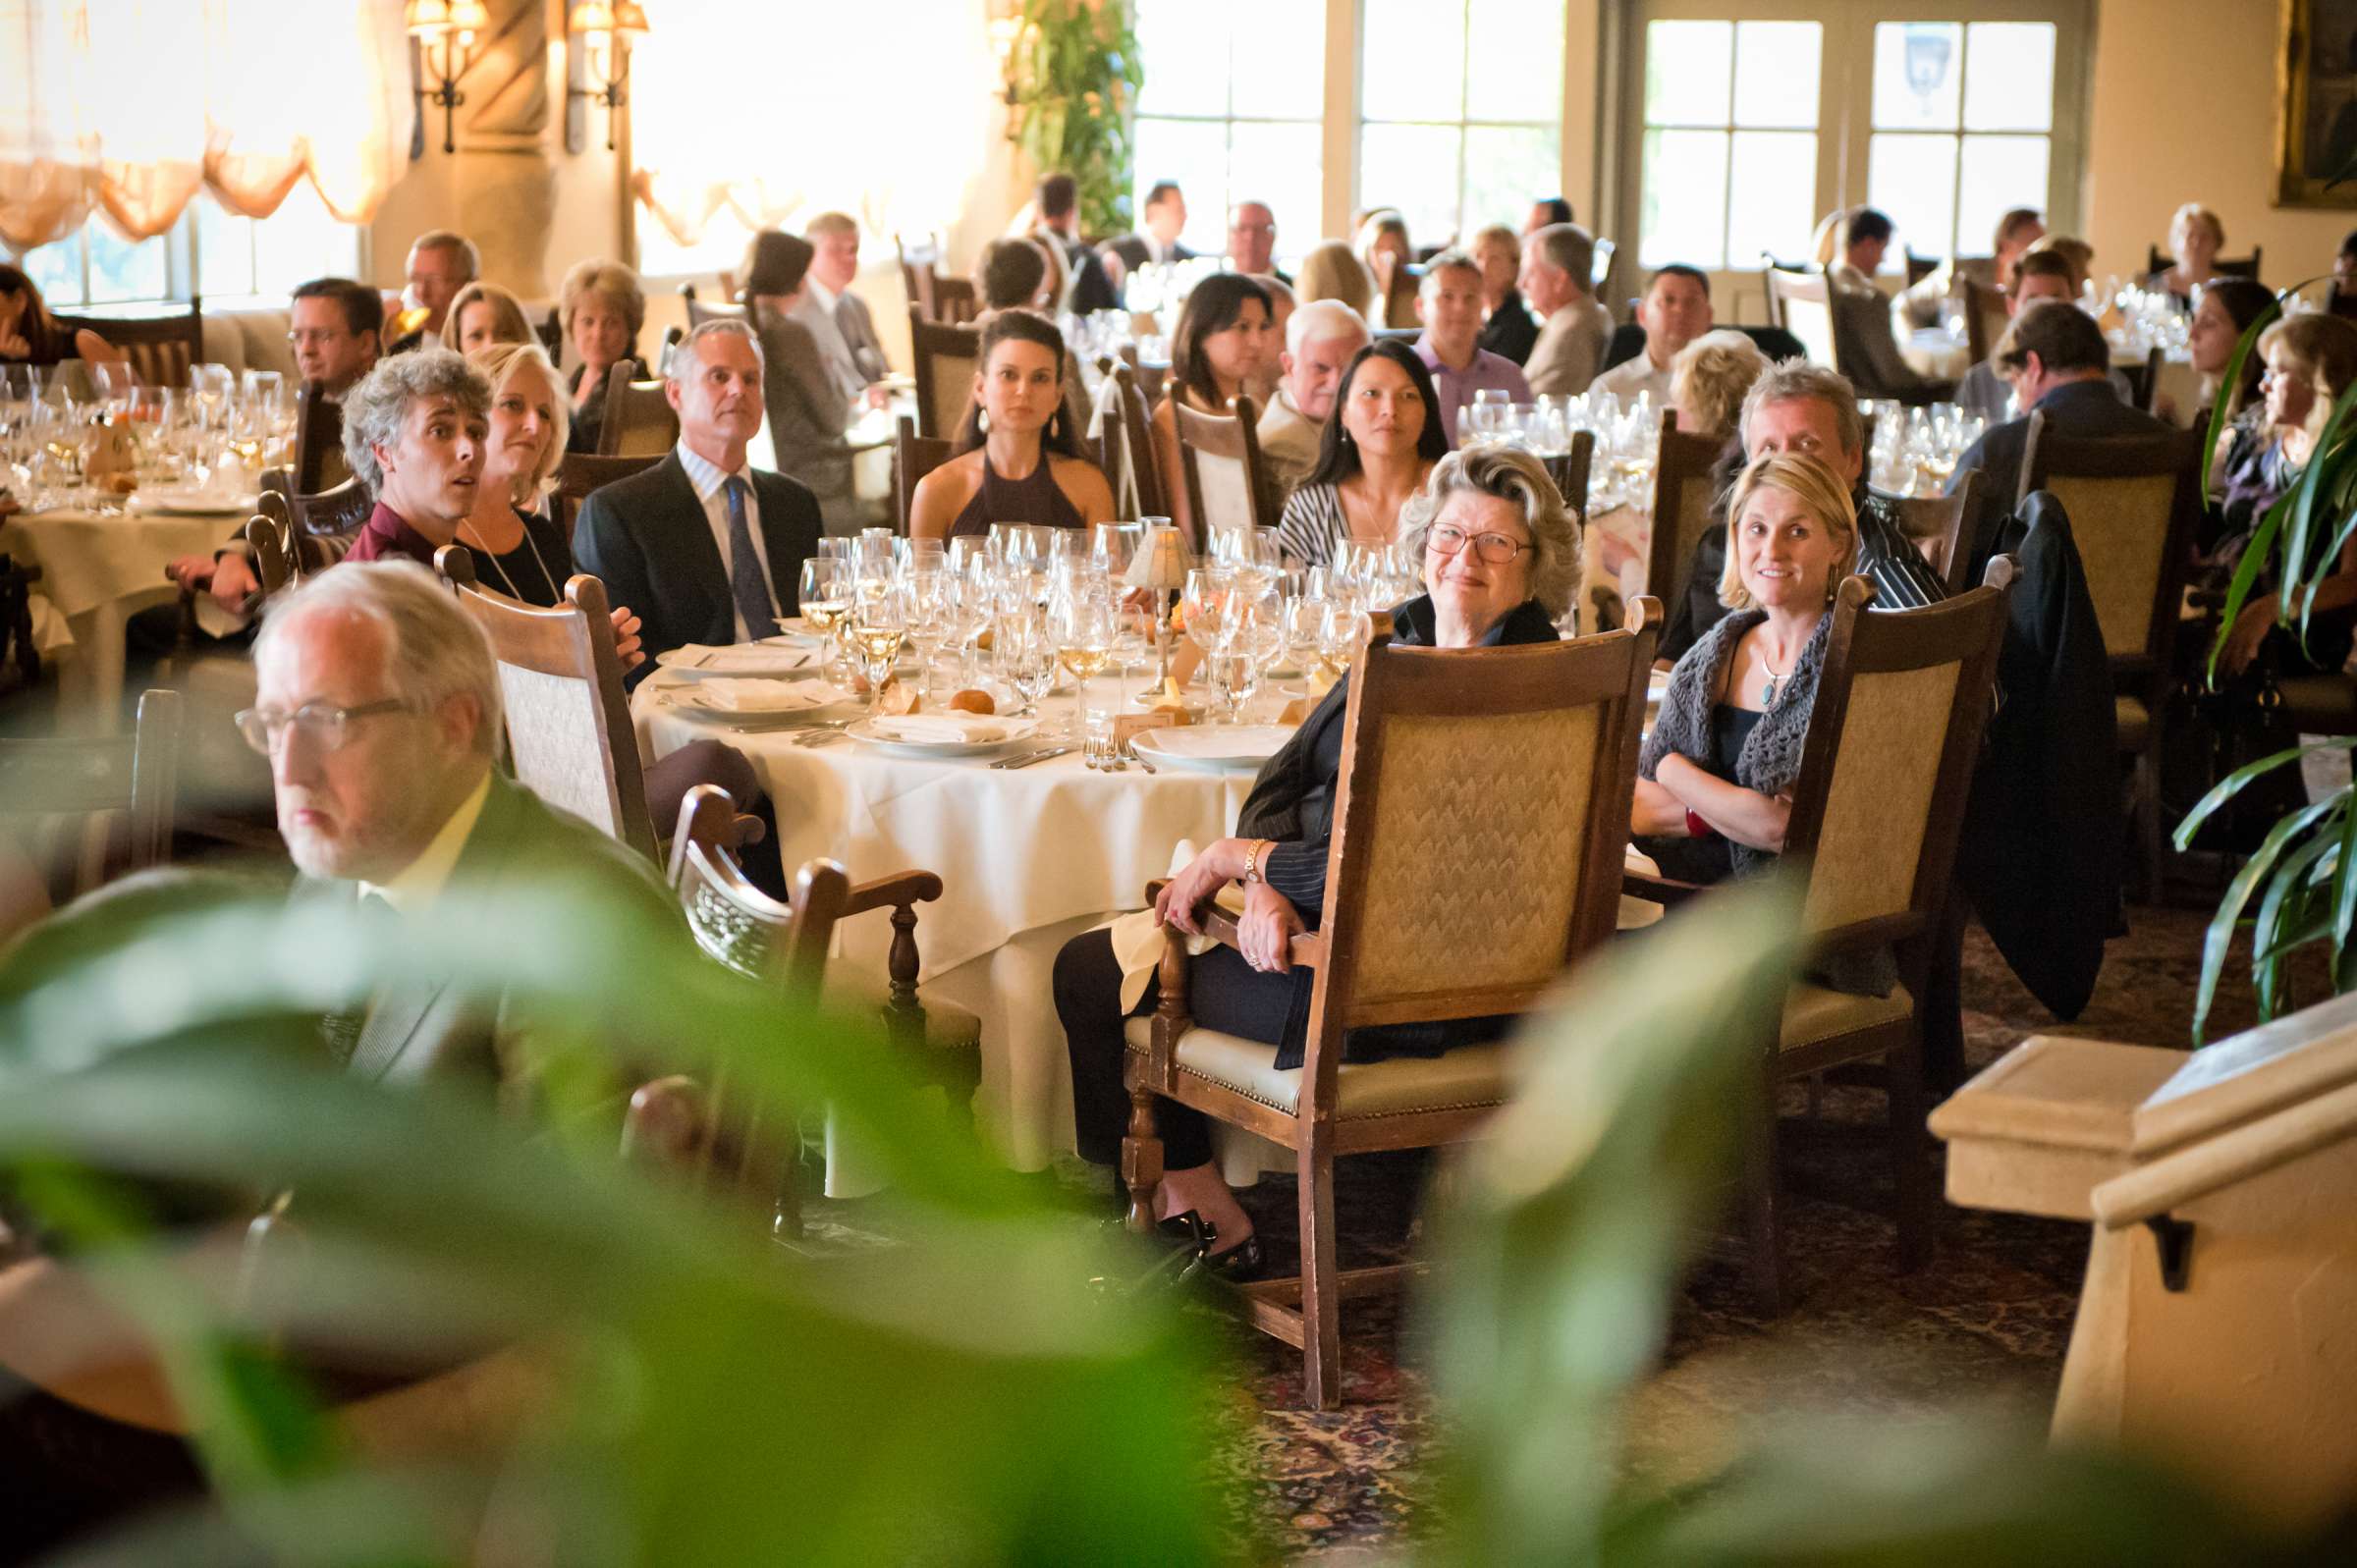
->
[[1931, 993, 2357, 1530]]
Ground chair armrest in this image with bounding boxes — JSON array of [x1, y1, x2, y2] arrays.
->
[[1199, 904, 1327, 968], [843, 868, 944, 917], [1623, 868, 1709, 907]]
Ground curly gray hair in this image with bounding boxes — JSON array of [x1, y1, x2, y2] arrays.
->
[[341, 348, 491, 499], [1395, 444, 1581, 621]]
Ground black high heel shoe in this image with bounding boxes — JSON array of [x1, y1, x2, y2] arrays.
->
[[1178, 1226, 1265, 1284]]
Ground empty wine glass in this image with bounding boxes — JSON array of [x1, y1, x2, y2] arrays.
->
[[994, 606, 1057, 718]]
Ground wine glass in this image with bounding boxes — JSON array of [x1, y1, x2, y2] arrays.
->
[[797, 559, 853, 689], [1178, 568, 1233, 666], [850, 584, 908, 715], [1090, 520, 1141, 581], [1318, 600, 1373, 684], [904, 568, 959, 701], [190, 363, 235, 431], [1053, 579, 1119, 743], [994, 606, 1057, 719]]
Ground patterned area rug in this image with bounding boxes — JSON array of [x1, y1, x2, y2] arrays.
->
[[1033, 901, 2288, 1560]]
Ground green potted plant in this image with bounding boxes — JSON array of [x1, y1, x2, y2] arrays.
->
[[1004, 0, 1145, 239]]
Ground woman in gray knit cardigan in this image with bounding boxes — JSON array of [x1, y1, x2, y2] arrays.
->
[[1632, 452, 1857, 885]]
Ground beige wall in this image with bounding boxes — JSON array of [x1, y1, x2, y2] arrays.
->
[[2084, 0, 2340, 287]]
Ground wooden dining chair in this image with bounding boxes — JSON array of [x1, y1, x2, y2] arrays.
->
[[679, 283, 746, 330], [244, 513, 293, 597], [593, 362, 680, 458], [2018, 412, 2206, 900], [1175, 392, 1280, 543], [1099, 360, 1171, 520], [894, 415, 955, 533], [284, 474, 375, 570], [907, 309, 980, 441], [1124, 606, 1661, 1407], [291, 380, 346, 493], [1902, 248, 1942, 288], [2120, 346, 2166, 414], [1643, 409, 1728, 606], [51, 297, 203, 389], [551, 452, 665, 543], [433, 549, 660, 864], [932, 276, 982, 326], [1961, 276, 2004, 366], [1893, 468, 1984, 597], [0, 687, 181, 903], [1763, 267, 1836, 366], [897, 232, 945, 322], [1542, 428, 1595, 530], [2144, 243, 2263, 282], [1627, 568, 2013, 1315]]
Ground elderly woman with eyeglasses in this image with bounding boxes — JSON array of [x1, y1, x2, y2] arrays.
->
[[1631, 452, 1858, 885], [1054, 445, 1580, 1275]]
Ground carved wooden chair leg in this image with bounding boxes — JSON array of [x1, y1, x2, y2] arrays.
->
[[1887, 1030, 1935, 1273], [1121, 1082, 1165, 1235], [1299, 1140, 1343, 1409], [1742, 1062, 1786, 1318]]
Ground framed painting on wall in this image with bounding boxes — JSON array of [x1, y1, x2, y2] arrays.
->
[[2279, 0, 2357, 205]]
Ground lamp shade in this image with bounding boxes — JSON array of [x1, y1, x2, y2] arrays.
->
[[613, 2, 650, 34], [1124, 520, 1189, 592], [570, 1, 618, 29]]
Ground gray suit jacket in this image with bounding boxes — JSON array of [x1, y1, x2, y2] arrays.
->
[[320, 773, 677, 1112], [791, 288, 886, 404]]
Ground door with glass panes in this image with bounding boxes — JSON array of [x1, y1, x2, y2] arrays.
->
[[1620, 0, 2089, 319]]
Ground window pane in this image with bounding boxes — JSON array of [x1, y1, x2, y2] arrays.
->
[[194, 194, 255, 299], [1466, 0, 1563, 124], [1957, 135, 2051, 256], [1463, 125, 1562, 242], [1963, 23, 2055, 133], [1867, 133, 1958, 261], [18, 236, 83, 310], [1361, 0, 1463, 122], [1644, 21, 1731, 129], [1732, 22, 1820, 130], [639, 207, 752, 282], [1873, 23, 1962, 132], [1134, 0, 1231, 118], [251, 183, 360, 297], [1229, 0, 1324, 119], [1357, 123, 1464, 251], [1639, 129, 1729, 270], [1727, 132, 1819, 272], [84, 221, 168, 305], [1133, 118, 1232, 247], [1228, 121, 1323, 266]]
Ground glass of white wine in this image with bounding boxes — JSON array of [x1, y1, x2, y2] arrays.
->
[[1053, 582, 1118, 745], [850, 586, 908, 717], [1318, 600, 1373, 684]]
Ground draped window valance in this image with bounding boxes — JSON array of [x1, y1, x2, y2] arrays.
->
[[0, 0, 411, 252]]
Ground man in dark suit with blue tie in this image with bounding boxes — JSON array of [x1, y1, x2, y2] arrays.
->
[[573, 318, 824, 686]]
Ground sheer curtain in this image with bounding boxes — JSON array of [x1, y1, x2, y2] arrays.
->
[[629, 0, 999, 246], [0, 0, 410, 251]]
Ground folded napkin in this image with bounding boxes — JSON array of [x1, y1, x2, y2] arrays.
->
[[669, 643, 813, 676], [698, 679, 841, 713], [868, 713, 1016, 745]]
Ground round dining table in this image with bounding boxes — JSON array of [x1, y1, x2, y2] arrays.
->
[[633, 670, 1283, 1185], [0, 501, 241, 730]]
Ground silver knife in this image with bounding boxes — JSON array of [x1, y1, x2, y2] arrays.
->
[[992, 745, 1074, 770]]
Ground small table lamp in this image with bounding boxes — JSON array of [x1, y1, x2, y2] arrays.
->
[[1124, 518, 1189, 691]]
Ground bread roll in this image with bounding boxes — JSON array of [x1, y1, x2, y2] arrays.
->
[[949, 688, 996, 716]]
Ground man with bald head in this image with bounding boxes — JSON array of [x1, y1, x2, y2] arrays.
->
[[1228, 200, 1288, 286], [1257, 299, 1371, 497]]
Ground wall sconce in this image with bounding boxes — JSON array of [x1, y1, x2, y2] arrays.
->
[[406, 0, 489, 157], [568, 2, 649, 153]]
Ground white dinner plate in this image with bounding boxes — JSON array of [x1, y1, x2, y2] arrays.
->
[[665, 680, 852, 720], [769, 618, 833, 644], [845, 714, 1040, 757], [1131, 725, 1293, 772], [655, 643, 821, 679], [128, 490, 255, 516]]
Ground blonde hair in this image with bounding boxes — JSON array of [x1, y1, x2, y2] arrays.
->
[[438, 280, 534, 352], [1295, 239, 1376, 320], [2024, 235, 2095, 296], [2259, 313, 2357, 443], [1717, 453, 1858, 612], [559, 258, 646, 342], [1670, 330, 1770, 441], [2170, 203, 2225, 255], [1471, 223, 1520, 265], [469, 341, 572, 502]]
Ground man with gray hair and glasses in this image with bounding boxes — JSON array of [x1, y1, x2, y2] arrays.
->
[[574, 318, 823, 682], [1657, 360, 1949, 664]]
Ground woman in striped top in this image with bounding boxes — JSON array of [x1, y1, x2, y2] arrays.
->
[[1275, 340, 1450, 569]]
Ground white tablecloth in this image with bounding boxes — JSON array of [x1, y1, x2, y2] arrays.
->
[[635, 672, 1263, 1176], [0, 505, 233, 730]]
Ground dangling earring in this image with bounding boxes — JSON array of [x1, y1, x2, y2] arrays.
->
[[978, 407, 991, 434]]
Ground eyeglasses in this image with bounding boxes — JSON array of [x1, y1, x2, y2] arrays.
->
[[1427, 524, 1535, 565], [234, 699, 409, 756], [286, 328, 351, 347]]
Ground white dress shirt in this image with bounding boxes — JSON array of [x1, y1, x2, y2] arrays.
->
[[1592, 351, 1672, 408], [675, 439, 783, 641]]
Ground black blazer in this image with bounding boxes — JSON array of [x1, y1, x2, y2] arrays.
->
[[1049, 233, 1120, 315], [571, 451, 822, 686], [1948, 378, 2173, 523], [1103, 235, 1196, 275]]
